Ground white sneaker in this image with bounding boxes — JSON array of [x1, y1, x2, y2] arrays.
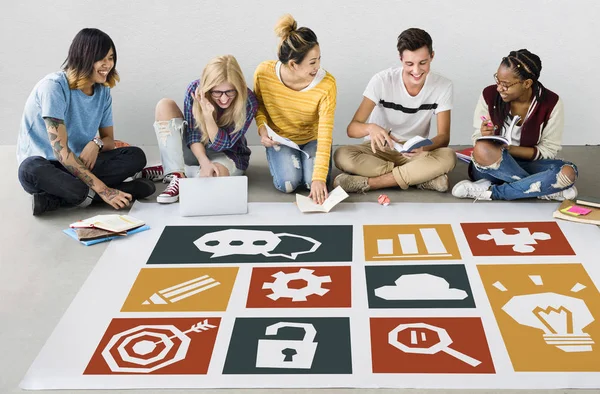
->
[[538, 186, 578, 201], [157, 176, 180, 204], [452, 179, 493, 201], [416, 174, 449, 192]]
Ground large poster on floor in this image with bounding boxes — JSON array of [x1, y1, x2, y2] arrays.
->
[[20, 203, 600, 389]]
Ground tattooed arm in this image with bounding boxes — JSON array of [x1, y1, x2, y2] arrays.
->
[[43, 117, 132, 209]]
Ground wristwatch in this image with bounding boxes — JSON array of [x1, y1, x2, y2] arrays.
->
[[92, 137, 104, 152]]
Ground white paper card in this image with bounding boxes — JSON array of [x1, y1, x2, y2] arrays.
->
[[265, 123, 310, 159], [295, 186, 349, 213]]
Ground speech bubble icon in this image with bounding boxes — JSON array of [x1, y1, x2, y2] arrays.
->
[[194, 229, 281, 258], [193, 229, 322, 260]]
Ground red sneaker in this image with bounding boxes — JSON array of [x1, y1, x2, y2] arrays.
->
[[141, 164, 164, 182], [157, 175, 180, 204]]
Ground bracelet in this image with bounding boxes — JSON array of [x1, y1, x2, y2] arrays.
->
[[92, 137, 104, 151]]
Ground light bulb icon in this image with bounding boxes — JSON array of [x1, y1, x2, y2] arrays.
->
[[495, 276, 595, 352]]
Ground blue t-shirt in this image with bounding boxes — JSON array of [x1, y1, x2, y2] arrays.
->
[[16, 71, 113, 164]]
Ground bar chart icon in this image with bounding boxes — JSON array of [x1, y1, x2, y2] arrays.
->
[[364, 225, 461, 261]]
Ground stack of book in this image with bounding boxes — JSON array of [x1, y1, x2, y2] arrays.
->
[[63, 214, 150, 245], [552, 196, 600, 226]]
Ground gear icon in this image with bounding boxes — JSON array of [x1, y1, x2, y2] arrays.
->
[[262, 268, 332, 301]]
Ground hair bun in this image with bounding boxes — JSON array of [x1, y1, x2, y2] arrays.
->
[[274, 14, 297, 39]]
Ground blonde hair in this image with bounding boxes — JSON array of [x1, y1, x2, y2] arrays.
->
[[274, 14, 318, 65], [66, 68, 120, 90], [192, 55, 248, 144], [274, 13, 298, 41]]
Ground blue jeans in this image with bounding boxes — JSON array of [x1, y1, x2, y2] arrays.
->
[[18, 147, 147, 206], [469, 148, 578, 200], [266, 140, 332, 193]]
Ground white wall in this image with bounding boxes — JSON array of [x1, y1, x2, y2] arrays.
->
[[1, 0, 599, 146]]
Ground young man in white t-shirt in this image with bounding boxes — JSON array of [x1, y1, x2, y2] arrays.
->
[[333, 28, 456, 193]]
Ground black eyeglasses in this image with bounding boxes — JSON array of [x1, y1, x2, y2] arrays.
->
[[493, 73, 523, 91], [210, 89, 237, 99]]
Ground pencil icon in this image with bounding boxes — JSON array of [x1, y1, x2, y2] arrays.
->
[[142, 275, 221, 305]]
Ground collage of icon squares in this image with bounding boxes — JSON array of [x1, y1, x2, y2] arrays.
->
[[84, 221, 600, 375], [87, 225, 355, 375]]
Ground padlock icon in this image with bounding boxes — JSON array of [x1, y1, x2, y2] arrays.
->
[[255, 322, 318, 369]]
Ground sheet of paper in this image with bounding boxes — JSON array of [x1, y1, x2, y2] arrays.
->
[[265, 124, 310, 159], [295, 186, 349, 213]]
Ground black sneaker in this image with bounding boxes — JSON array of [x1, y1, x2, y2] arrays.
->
[[117, 178, 156, 200], [32, 192, 61, 216]]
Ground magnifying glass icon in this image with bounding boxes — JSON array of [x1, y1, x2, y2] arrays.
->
[[388, 322, 481, 367]]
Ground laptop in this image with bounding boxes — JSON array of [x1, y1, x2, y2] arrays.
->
[[178, 176, 248, 217]]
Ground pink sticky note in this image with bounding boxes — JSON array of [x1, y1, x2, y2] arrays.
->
[[567, 205, 592, 215]]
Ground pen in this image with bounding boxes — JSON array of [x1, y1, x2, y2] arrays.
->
[[480, 116, 493, 127], [383, 128, 392, 147]]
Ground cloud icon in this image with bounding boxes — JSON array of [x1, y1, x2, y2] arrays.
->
[[374, 273, 467, 300]]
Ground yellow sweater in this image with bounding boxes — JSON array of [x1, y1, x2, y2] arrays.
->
[[253, 60, 337, 183]]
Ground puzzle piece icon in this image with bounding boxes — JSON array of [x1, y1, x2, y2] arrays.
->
[[477, 227, 551, 253]]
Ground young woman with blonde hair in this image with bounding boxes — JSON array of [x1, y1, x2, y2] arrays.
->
[[254, 14, 337, 205], [17, 28, 154, 215], [143, 55, 258, 203]]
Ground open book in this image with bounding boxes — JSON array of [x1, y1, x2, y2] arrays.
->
[[264, 123, 310, 159], [70, 214, 145, 233], [296, 186, 349, 213], [63, 225, 150, 246], [477, 115, 520, 145], [392, 135, 433, 153]]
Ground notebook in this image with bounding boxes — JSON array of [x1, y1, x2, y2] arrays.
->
[[576, 195, 600, 209], [552, 200, 600, 226], [476, 114, 521, 145], [178, 176, 248, 217]]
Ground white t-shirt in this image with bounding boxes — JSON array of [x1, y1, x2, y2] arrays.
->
[[275, 61, 326, 91], [363, 67, 453, 142]]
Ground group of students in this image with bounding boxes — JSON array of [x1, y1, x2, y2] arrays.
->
[[17, 15, 578, 216]]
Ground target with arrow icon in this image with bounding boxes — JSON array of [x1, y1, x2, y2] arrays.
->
[[84, 318, 220, 375]]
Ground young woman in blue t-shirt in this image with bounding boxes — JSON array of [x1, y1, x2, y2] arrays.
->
[[17, 28, 155, 215]]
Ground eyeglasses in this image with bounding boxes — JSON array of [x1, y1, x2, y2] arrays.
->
[[493, 73, 523, 91], [210, 89, 237, 99]]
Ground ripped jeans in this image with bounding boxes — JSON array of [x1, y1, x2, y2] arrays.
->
[[469, 148, 578, 200], [154, 118, 242, 176], [154, 118, 186, 175], [266, 140, 332, 193]]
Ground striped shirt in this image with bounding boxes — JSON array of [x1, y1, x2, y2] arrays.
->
[[184, 80, 257, 171], [253, 60, 337, 182]]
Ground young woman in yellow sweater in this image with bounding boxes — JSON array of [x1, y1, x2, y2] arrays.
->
[[254, 14, 337, 205]]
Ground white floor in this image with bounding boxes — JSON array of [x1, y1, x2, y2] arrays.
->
[[1, 145, 598, 394]]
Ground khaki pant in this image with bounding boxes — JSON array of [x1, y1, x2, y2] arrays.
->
[[333, 142, 456, 189]]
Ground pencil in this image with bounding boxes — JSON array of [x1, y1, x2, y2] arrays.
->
[[142, 275, 221, 305]]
